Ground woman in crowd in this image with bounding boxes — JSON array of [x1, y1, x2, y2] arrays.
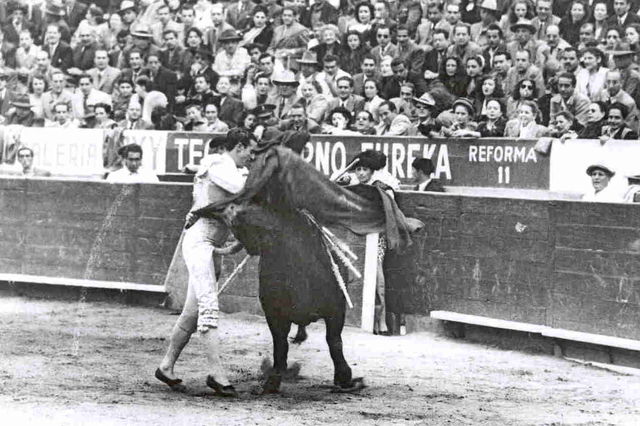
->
[[322, 107, 360, 135], [441, 98, 478, 137], [93, 103, 116, 129], [559, 1, 590, 46], [363, 79, 385, 122], [299, 81, 329, 123], [474, 74, 505, 121], [583, 163, 620, 202], [28, 75, 47, 121], [500, 0, 535, 41], [507, 78, 538, 119], [412, 92, 441, 137], [440, 57, 467, 98], [504, 100, 549, 137], [624, 23, 640, 52], [239, 110, 257, 133], [311, 25, 341, 68], [475, 98, 508, 137], [549, 110, 583, 139], [184, 27, 206, 64], [576, 47, 608, 100], [591, 1, 609, 43], [464, 56, 485, 97], [105, 12, 124, 51], [577, 101, 608, 138], [348, 1, 375, 47], [340, 30, 368, 75], [602, 28, 623, 68], [240, 6, 273, 49], [354, 110, 377, 135]]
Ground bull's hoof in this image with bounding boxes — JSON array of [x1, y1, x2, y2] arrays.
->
[[260, 374, 282, 394], [331, 377, 366, 394]]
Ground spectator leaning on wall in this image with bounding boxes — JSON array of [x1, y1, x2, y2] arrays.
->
[[106, 143, 159, 184]]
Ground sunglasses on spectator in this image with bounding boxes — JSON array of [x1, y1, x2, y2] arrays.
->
[[520, 84, 533, 89]]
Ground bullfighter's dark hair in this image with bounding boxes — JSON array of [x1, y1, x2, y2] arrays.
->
[[354, 150, 387, 171], [412, 157, 435, 175], [118, 143, 143, 158], [224, 128, 253, 151]]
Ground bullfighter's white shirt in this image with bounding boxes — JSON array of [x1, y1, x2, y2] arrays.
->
[[106, 167, 160, 184]]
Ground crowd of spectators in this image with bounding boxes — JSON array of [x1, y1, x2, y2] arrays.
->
[[0, 0, 638, 140]]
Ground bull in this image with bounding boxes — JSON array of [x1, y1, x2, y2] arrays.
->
[[195, 140, 420, 394]]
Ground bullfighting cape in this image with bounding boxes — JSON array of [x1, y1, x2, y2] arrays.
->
[[194, 144, 419, 251]]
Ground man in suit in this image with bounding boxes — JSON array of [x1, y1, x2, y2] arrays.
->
[[118, 101, 154, 130], [422, 29, 450, 76], [396, 25, 424, 75], [608, 0, 640, 28], [42, 71, 73, 120], [324, 76, 365, 122], [215, 76, 244, 127], [0, 25, 17, 70], [63, 0, 89, 34], [147, 53, 177, 109], [270, 69, 301, 120], [43, 23, 72, 72], [151, 4, 182, 48], [3, 2, 33, 47], [71, 74, 112, 119], [445, 23, 482, 66], [371, 26, 398, 66], [87, 49, 121, 94], [69, 24, 99, 75], [601, 102, 639, 140], [353, 55, 382, 97], [376, 101, 412, 135], [278, 103, 321, 133], [532, 0, 561, 41], [206, 3, 236, 56], [268, 7, 310, 64], [160, 30, 188, 76], [383, 58, 427, 100], [0, 70, 16, 118], [225, 0, 254, 30], [120, 50, 151, 86], [411, 158, 444, 192], [470, 0, 501, 48]]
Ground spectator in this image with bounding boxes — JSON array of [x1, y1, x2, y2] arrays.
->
[[476, 98, 508, 137], [184, 103, 208, 131], [608, 0, 640, 28], [596, 69, 639, 128], [5, 94, 42, 127], [43, 24, 72, 72], [93, 102, 117, 129], [112, 79, 134, 121], [504, 100, 549, 137], [118, 101, 154, 130], [583, 163, 620, 202], [132, 75, 167, 124], [446, 23, 482, 65], [68, 23, 98, 76], [87, 49, 121, 95], [507, 78, 539, 119], [316, 53, 350, 98], [324, 76, 365, 122], [353, 54, 381, 97], [422, 28, 450, 77], [576, 47, 609, 100], [500, 0, 535, 41], [362, 79, 385, 121], [475, 74, 505, 120], [536, 25, 571, 68], [412, 93, 441, 138], [341, 31, 369, 76], [46, 102, 79, 128], [15, 30, 40, 75], [600, 102, 639, 140], [439, 56, 467, 97], [147, 54, 177, 109], [376, 100, 412, 135], [559, 1, 589, 46], [507, 19, 541, 64], [532, 0, 561, 41], [464, 55, 484, 97], [505, 49, 545, 98], [240, 6, 273, 49], [624, 23, 640, 53], [203, 103, 230, 133], [623, 174, 640, 203], [268, 6, 310, 67], [72, 74, 111, 119], [371, 25, 397, 66], [471, 0, 502, 48], [310, 25, 341, 68], [577, 101, 608, 138], [279, 103, 321, 133], [395, 25, 423, 75], [481, 24, 506, 72], [353, 110, 377, 135], [14, 147, 51, 177], [213, 29, 251, 82], [442, 97, 479, 137], [411, 157, 444, 192], [299, 81, 329, 123], [215, 76, 244, 127], [561, 46, 581, 76], [592, 2, 610, 43], [106, 143, 159, 184], [549, 110, 583, 139], [549, 72, 590, 126], [323, 107, 359, 135], [28, 75, 47, 121]]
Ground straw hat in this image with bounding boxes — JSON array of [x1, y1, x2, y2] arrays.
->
[[10, 94, 32, 109], [297, 51, 319, 65], [413, 92, 436, 107], [510, 19, 536, 34], [218, 29, 242, 43], [118, 0, 137, 14], [272, 69, 299, 85], [479, 0, 500, 11], [251, 104, 276, 118], [586, 163, 615, 177], [130, 24, 153, 39], [452, 97, 475, 115]]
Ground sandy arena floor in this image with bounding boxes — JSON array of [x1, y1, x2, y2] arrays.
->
[[1, 296, 639, 425]]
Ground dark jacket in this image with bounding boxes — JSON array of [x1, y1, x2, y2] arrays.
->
[[217, 95, 244, 128], [48, 42, 73, 72], [72, 42, 99, 71], [578, 119, 607, 139], [413, 179, 445, 192], [476, 116, 507, 137], [381, 72, 428, 99]]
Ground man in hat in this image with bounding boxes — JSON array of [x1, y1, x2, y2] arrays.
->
[[3, 2, 33, 48], [583, 163, 621, 203], [5, 94, 41, 126], [272, 69, 301, 120], [43, 24, 72, 72], [251, 103, 281, 141], [295, 51, 331, 98], [507, 19, 542, 65], [118, 0, 138, 32], [118, 23, 161, 69], [106, 143, 159, 184], [611, 46, 640, 107], [41, 2, 71, 44], [531, 0, 560, 41], [623, 174, 640, 203], [268, 6, 310, 66], [600, 102, 639, 141], [470, 0, 501, 48], [445, 23, 482, 66], [213, 29, 251, 82], [412, 92, 441, 137], [205, 3, 236, 56]]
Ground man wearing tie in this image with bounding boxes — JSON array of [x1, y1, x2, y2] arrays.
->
[[45, 24, 72, 72], [608, 0, 640, 27], [87, 49, 121, 94], [422, 29, 450, 76], [411, 158, 445, 192], [271, 69, 301, 121]]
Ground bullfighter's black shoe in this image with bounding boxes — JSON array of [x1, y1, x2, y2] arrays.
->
[[155, 368, 187, 393], [206, 375, 239, 398]]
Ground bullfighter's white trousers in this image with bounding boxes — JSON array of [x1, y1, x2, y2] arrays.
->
[[180, 218, 229, 333]]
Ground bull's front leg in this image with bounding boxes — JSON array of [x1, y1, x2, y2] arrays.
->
[[262, 314, 291, 394], [325, 314, 365, 393]]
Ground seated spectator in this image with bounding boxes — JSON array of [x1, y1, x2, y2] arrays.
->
[[203, 103, 230, 133], [439, 56, 467, 97], [112, 79, 134, 121], [474, 74, 505, 120], [559, 0, 589, 46], [549, 110, 583, 140], [72, 74, 112, 119], [411, 157, 444, 192], [382, 57, 427, 99], [322, 106, 360, 135], [118, 101, 154, 130], [577, 101, 608, 138], [389, 82, 417, 121], [582, 163, 620, 202], [623, 174, 640, 203], [106, 143, 159, 184], [353, 110, 377, 135], [299, 81, 329, 124], [213, 29, 251, 83], [46, 102, 79, 128], [94, 102, 117, 129], [549, 72, 590, 126], [279, 103, 321, 133], [576, 47, 608, 100], [324, 75, 364, 122], [184, 103, 208, 131], [463, 55, 485, 97], [5, 94, 42, 127], [362, 79, 385, 121], [215, 76, 245, 128], [412, 92, 441, 137], [595, 70, 639, 130], [441, 98, 478, 137], [13, 147, 51, 177], [29, 75, 47, 121], [475, 98, 507, 137], [376, 101, 412, 136], [504, 49, 545, 98], [504, 100, 549, 137], [507, 78, 540, 119], [600, 103, 639, 141]]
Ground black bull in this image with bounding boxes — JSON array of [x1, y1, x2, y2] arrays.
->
[[194, 144, 420, 393]]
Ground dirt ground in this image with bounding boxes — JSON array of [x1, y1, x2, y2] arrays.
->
[[1, 296, 639, 426]]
